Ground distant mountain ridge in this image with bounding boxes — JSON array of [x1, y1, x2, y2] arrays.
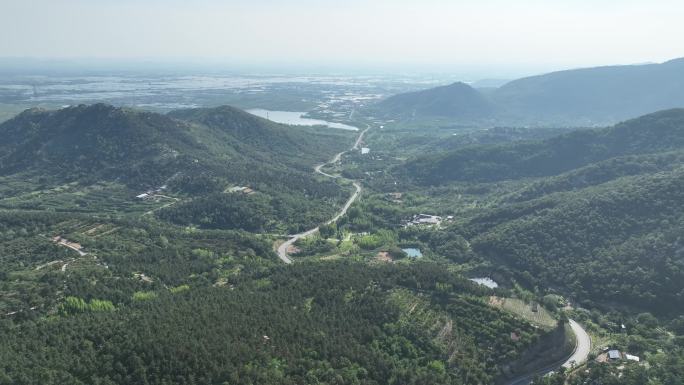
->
[[375, 82, 495, 120], [401, 108, 684, 185], [373, 58, 684, 126], [396, 108, 684, 312], [493, 57, 684, 124]]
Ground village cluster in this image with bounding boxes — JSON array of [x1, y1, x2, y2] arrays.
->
[[402, 213, 454, 227]]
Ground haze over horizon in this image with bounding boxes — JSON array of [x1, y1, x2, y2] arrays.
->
[[2, 0, 684, 77]]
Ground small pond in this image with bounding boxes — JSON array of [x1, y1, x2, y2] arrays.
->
[[402, 248, 423, 258]]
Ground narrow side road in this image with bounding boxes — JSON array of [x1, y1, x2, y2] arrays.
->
[[276, 125, 369, 263]]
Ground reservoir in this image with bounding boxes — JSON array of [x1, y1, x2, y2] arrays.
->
[[247, 109, 359, 131]]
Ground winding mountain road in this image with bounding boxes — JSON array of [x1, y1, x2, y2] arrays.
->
[[563, 319, 592, 369], [505, 319, 591, 385], [274, 121, 591, 383], [276, 125, 369, 263]]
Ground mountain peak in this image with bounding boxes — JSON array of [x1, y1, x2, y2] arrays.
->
[[0, 104, 200, 185], [663, 57, 684, 66], [376, 81, 494, 120]]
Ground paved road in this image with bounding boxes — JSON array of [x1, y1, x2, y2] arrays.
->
[[276, 125, 369, 263], [505, 319, 591, 385], [563, 319, 591, 368]]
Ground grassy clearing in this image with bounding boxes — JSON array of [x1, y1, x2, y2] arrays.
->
[[489, 296, 557, 330]]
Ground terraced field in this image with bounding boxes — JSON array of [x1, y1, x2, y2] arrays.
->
[[489, 296, 557, 330]]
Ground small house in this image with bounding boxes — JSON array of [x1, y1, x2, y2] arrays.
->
[[608, 350, 621, 360], [625, 354, 640, 362]]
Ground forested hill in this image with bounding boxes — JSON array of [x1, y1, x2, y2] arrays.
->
[[373, 82, 495, 120], [0, 104, 204, 185], [463, 168, 684, 313], [0, 104, 355, 232], [493, 57, 684, 124], [396, 109, 684, 312], [0, 104, 353, 186], [168, 105, 350, 170], [371, 58, 684, 126], [0, 262, 554, 385], [401, 108, 684, 185]]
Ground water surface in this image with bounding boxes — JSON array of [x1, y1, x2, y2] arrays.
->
[[247, 108, 358, 131], [402, 248, 423, 258]]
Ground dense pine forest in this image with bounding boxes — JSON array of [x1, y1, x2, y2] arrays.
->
[[0, 262, 553, 385], [3, 0, 684, 382], [382, 109, 684, 313], [2, 99, 684, 385], [0, 104, 354, 232]]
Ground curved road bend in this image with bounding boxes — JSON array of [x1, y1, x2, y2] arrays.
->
[[505, 319, 591, 385], [277, 126, 369, 263]]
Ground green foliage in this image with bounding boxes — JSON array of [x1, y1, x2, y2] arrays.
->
[[318, 222, 337, 239], [132, 291, 158, 302], [402, 109, 684, 185], [170, 285, 190, 294], [0, 262, 542, 385], [0, 104, 354, 232], [372, 59, 684, 126], [389, 110, 684, 313], [387, 246, 408, 259], [468, 169, 684, 312], [374, 82, 494, 121], [60, 296, 87, 314], [59, 296, 115, 314], [293, 235, 334, 256], [356, 234, 384, 250]]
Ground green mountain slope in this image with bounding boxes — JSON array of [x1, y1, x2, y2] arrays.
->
[[0, 104, 203, 185], [393, 109, 684, 312], [0, 262, 555, 385], [465, 168, 684, 312], [371, 58, 684, 126], [374, 82, 495, 120], [0, 104, 355, 232], [494, 58, 684, 124], [401, 109, 684, 185], [167, 105, 349, 170]]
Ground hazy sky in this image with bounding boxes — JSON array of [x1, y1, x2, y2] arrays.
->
[[2, 0, 683, 76]]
